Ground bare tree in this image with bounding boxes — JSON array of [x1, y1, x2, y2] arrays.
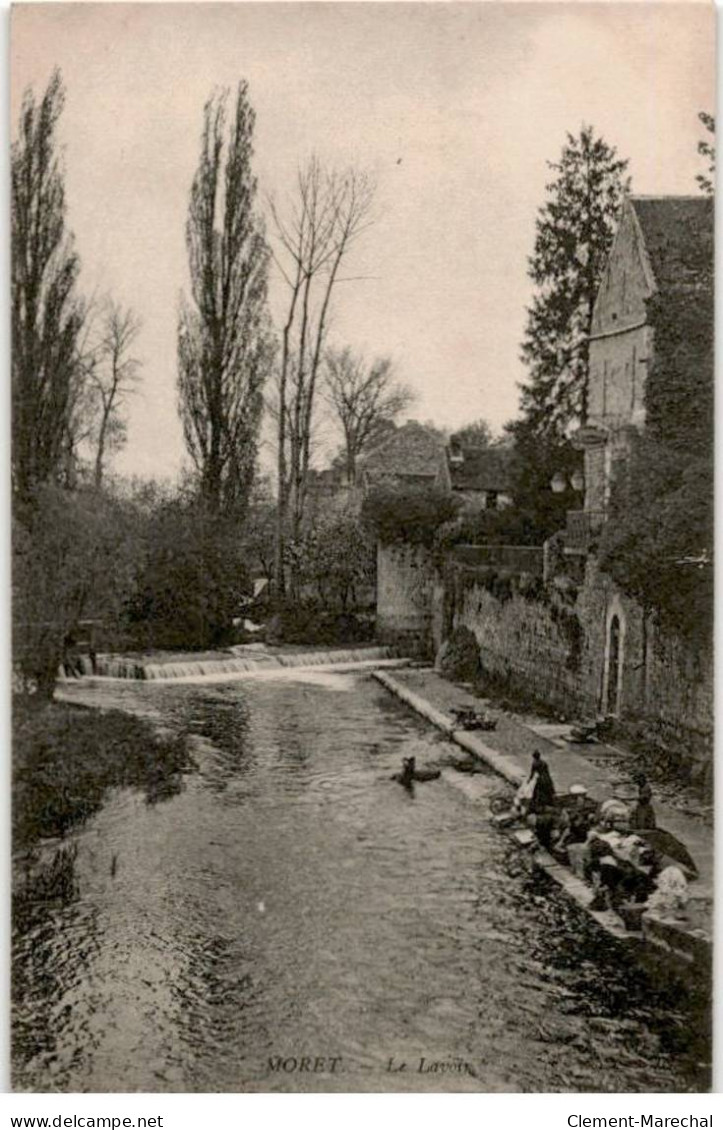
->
[[177, 81, 274, 517], [270, 157, 375, 598], [11, 69, 86, 503], [324, 347, 415, 484], [86, 299, 142, 487]]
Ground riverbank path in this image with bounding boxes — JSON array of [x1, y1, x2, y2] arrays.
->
[[375, 668, 713, 911]]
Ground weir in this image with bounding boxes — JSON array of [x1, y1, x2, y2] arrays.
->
[[67, 645, 399, 682]]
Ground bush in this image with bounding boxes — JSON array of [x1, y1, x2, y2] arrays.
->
[[362, 482, 461, 547], [436, 625, 480, 681], [126, 497, 251, 650], [267, 604, 374, 646], [13, 485, 140, 698]]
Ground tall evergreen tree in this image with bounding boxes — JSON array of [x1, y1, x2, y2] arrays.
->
[[178, 81, 274, 517], [519, 126, 629, 438]]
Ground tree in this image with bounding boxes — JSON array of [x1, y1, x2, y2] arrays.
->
[[12, 69, 86, 502], [87, 299, 142, 487], [361, 481, 461, 548], [520, 126, 629, 437], [177, 81, 274, 517], [324, 347, 415, 484], [452, 419, 494, 448], [285, 509, 375, 612], [13, 485, 140, 698], [270, 157, 376, 597], [503, 417, 583, 544], [126, 493, 251, 650], [696, 111, 715, 196]]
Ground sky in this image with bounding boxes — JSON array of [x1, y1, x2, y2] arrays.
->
[[10, 1, 715, 483]]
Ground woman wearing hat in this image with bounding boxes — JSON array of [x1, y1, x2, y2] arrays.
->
[[555, 784, 596, 853]]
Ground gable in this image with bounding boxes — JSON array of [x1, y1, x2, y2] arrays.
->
[[360, 422, 444, 480], [591, 199, 653, 337]]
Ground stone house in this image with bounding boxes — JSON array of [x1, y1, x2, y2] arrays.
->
[[567, 195, 714, 548]]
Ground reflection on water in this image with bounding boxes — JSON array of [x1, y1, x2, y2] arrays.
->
[[13, 673, 711, 1092]]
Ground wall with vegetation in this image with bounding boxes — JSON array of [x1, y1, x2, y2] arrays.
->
[[436, 556, 712, 782]]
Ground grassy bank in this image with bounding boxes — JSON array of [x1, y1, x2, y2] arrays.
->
[[12, 698, 193, 930]]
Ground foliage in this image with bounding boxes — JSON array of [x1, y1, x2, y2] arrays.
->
[[696, 111, 715, 196], [13, 699, 192, 852], [436, 625, 479, 681], [599, 437, 713, 640], [178, 81, 274, 517], [11, 69, 87, 500], [324, 347, 415, 484], [520, 126, 629, 436], [644, 287, 714, 455], [126, 495, 251, 650], [267, 607, 374, 647], [501, 421, 582, 542], [362, 482, 461, 548], [284, 509, 375, 611], [452, 419, 494, 448], [435, 505, 555, 555], [12, 485, 140, 698], [241, 479, 277, 580]]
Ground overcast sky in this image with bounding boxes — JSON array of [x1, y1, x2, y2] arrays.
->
[[11, 1, 715, 482]]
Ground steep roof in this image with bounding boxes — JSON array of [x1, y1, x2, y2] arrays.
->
[[630, 196, 714, 294], [447, 445, 515, 493], [361, 421, 444, 480]]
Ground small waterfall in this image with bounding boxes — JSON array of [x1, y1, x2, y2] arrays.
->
[[75, 645, 399, 682]]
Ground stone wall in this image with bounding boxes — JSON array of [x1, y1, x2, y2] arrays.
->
[[376, 543, 435, 656], [438, 556, 713, 779]]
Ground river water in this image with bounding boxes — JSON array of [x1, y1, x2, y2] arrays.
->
[[12, 670, 710, 1092]]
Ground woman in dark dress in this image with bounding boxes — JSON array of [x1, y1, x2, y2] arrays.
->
[[528, 750, 556, 813], [527, 750, 556, 848], [629, 772, 656, 829]]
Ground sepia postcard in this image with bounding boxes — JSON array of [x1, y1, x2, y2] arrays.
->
[[10, 1, 715, 1093]]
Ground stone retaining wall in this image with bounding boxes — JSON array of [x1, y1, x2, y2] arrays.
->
[[435, 556, 712, 780]]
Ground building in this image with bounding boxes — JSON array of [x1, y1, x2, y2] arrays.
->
[[567, 195, 714, 554], [360, 420, 518, 651]]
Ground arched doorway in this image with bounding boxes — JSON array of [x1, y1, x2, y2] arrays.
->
[[605, 613, 623, 716]]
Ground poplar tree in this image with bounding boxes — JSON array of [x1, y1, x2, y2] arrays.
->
[[519, 126, 629, 438], [12, 69, 86, 501], [178, 81, 274, 517]]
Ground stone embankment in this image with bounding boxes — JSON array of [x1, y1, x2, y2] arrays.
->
[[373, 667, 712, 966]]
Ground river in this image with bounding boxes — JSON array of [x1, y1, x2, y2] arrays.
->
[[12, 669, 710, 1092]]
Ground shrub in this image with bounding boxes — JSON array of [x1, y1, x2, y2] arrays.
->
[[362, 482, 461, 547], [436, 625, 480, 681]]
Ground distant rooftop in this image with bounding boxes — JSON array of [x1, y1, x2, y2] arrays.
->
[[361, 421, 444, 481], [447, 443, 515, 493]]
